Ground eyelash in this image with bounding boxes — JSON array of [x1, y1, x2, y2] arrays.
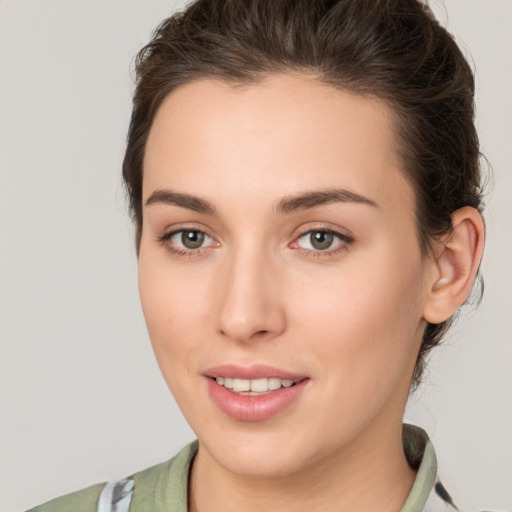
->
[[158, 227, 354, 258]]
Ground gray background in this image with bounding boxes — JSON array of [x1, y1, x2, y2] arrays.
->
[[0, 1, 510, 510]]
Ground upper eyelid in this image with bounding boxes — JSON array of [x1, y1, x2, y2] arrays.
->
[[297, 228, 350, 238], [292, 224, 354, 241], [159, 224, 215, 239]]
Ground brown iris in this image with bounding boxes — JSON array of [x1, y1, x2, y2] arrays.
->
[[310, 231, 334, 250], [181, 230, 205, 249]]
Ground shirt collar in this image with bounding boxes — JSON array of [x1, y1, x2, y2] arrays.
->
[[401, 424, 438, 511]]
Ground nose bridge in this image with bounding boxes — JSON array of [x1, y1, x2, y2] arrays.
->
[[216, 241, 285, 343]]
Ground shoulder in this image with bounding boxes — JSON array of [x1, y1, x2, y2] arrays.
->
[[25, 483, 105, 512], [25, 441, 198, 512]]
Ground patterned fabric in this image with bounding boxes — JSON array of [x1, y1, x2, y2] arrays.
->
[[423, 479, 459, 511], [96, 478, 133, 512]]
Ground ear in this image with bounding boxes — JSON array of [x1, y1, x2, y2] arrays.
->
[[422, 207, 485, 324]]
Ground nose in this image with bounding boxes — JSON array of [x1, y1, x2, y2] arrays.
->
[[215, 248, 286, 344]]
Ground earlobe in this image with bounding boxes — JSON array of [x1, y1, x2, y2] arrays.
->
[[422, 207, 485, 324]]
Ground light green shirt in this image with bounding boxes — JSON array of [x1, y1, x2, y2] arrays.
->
[[26, 424, 456, 512]]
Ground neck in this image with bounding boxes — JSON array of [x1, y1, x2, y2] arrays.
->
[[189, 417, 416, 512]]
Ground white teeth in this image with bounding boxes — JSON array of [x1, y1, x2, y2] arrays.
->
[[250, 378, 268, 392], [215, 376, 297, 393], [268, 378, 282, 390], [232, 378, 251, 392]]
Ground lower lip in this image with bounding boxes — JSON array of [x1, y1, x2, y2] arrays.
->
[[206, 378, 309, 421]]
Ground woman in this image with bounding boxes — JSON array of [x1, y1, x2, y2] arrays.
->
[[27, 0, 486, 510]]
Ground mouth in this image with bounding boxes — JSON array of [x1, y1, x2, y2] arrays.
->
[[204, 365, 309, 421], [213, 376, 297, 395]]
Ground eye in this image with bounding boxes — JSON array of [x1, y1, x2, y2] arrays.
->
[[295, 229, 351, 252], [162, 229, 217, 252]]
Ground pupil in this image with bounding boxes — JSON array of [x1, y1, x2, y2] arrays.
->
[[311, 231, 333, 250], [182, 230, 204, 249]]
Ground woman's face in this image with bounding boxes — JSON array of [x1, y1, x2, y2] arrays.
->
[[139, 75, 431, 477]]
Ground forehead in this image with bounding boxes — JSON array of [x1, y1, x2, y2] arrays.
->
[[143, 74, 413, 214]]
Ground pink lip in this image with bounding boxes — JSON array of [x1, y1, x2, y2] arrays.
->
[[204, 364, 305, 381], [204, 364, 309, 422]]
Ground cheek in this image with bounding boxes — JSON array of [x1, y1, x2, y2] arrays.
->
[[289, 246, 426, 390], [137, 252, 209, 378]]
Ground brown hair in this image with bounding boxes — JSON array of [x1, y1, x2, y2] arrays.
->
[[122, 0, 484, 386]]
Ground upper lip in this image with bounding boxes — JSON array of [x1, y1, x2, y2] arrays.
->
[[204, 364, 307, 381]]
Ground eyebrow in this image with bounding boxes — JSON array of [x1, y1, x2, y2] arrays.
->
[[145, 190, 216, 214], [144, 187, 378, 215], [276, 188, 378, 213]]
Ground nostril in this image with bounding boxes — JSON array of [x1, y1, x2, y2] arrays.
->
[[219, 328, 272, 343]]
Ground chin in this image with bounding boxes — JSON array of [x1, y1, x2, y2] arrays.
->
[[209, 446, 309, 479], [196, 423, 332, 479]]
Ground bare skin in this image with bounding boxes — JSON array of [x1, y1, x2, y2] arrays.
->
[[138, 74, 484, 511]]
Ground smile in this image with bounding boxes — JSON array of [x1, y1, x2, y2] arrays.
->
[[205, 366, 309, 421], [215, 376, 296, 395]]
